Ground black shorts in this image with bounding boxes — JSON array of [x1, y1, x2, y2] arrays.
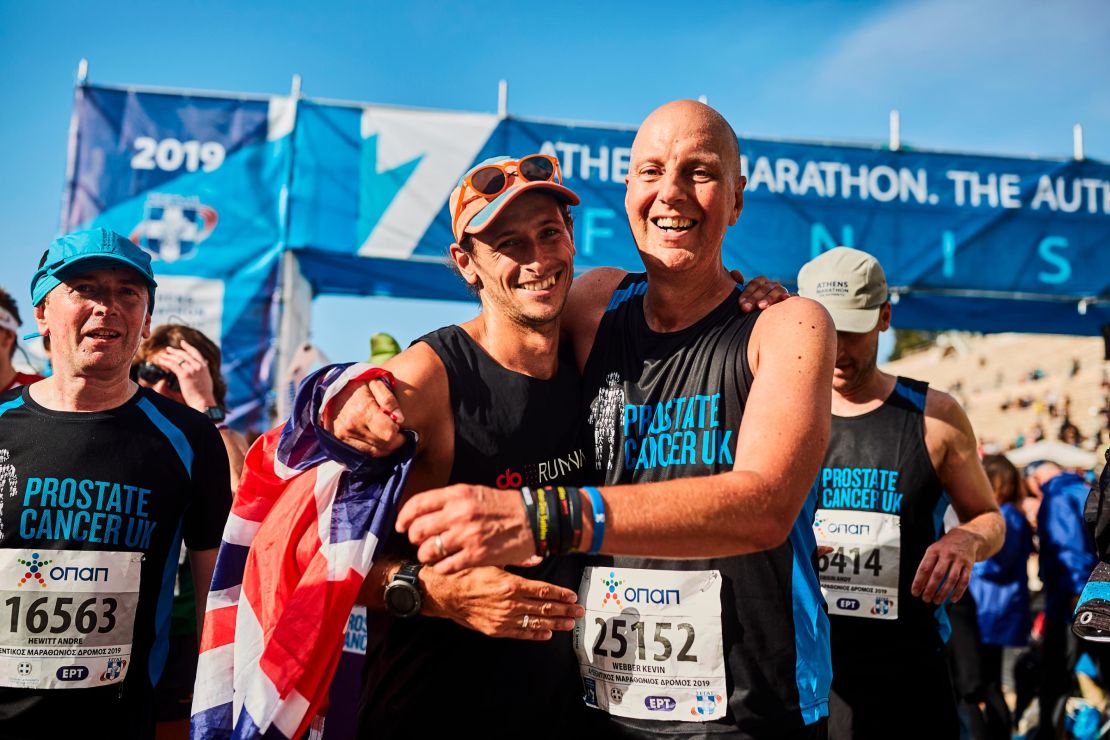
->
[[829, 646, 958, 740]]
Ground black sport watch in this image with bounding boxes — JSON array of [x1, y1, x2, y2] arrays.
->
[[203, 406, 227, 423], [384, 562, 423, 617]]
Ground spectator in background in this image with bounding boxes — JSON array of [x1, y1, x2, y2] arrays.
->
[[133, 324, 247, 486], [1060, 420, 1082, 446], [0, 286, 44, 391], [133, 324, 247, 740], [1027, 461, 1099, 739], [968, 455, 1035, 739], [367, 331, 401, 366]]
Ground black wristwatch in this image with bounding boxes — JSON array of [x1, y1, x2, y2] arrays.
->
[[384, 562, 424, 617], [203, 406, 226, 423]]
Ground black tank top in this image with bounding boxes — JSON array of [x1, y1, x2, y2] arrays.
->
[[580, 274, 831, 738], [818, 377, 949, 659], [359, 325, 590, 738]]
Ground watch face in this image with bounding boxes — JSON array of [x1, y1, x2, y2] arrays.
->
[[385, 583, 419, 616]]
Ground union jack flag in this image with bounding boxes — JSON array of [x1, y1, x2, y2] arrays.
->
[[190, 363, 413, 739]]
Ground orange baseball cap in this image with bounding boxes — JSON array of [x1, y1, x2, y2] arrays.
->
[[449, 155, 580, 243]]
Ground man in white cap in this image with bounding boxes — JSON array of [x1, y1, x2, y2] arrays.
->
[[0, 228, 231, 739], [796, 246, 1003, 739]]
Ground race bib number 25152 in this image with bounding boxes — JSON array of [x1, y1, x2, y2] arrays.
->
[[574, 567, 726, 722], [0, 549, 141, 689]]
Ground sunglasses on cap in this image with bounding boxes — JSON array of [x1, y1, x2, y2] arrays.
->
[[133, 362, 180, 392], [452, 154, 562, 234]]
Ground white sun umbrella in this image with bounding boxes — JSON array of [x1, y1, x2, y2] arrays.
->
[[1004, 440, 1099, 470]]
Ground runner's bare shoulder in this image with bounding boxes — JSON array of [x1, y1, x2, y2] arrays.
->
[[748, 296, 835, 373], [380, 341, 450, 443]]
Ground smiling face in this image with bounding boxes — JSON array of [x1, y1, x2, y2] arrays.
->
[[625, 100, 746, 273], [451, 191, 575, 329], [34, 266, 151, 381]]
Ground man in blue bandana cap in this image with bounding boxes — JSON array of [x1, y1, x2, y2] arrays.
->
[[0, 228, 231, 739]]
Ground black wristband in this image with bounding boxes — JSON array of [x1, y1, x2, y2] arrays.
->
[[535, 486, 585, 556], [554, 487, 574, 555], [534, 485, 550, 557], [520, 487, 542, 557], [566, 485, 584, 552], [539, 486, 560, 558]]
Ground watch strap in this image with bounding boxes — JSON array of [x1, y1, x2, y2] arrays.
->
[[393, 562, 423, 586]]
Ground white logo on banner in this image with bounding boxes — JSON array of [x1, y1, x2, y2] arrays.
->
[[130, 193, 218, 263], [357, 107, 499, 260]]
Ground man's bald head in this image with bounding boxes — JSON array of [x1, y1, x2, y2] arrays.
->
[[633, 100, 742, 184]]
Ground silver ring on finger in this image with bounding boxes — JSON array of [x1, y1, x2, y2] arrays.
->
[[435, 534, 447, 559], [521, 614, 530, 629]]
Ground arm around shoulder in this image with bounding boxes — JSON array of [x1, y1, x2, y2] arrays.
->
[[325, 342, 449, 459]]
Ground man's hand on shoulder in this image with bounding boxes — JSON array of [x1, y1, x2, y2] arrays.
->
[[421, 566, 584, 640], [748, 297, 836, 391], [728, 270, 793, 312], [323, 343, 448, 458]]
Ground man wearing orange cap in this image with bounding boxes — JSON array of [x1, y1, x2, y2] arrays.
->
[[345, 155, 607, 736]]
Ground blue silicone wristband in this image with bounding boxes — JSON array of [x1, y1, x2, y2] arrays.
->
[[583, 486, 606, 555]]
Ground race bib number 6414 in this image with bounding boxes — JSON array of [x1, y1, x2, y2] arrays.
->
[[574, 567, 726, 722], [0, 549, 142, 689]]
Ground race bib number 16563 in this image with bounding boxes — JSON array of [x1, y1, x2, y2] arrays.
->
[[0, 549, 142, 689]]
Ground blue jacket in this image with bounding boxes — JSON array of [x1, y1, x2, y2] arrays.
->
[[1039, 472, 1098, 623], [970, 503, 1033, 645]]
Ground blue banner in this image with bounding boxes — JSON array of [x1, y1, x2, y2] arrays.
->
[[288, 109, 1109, 333], [63, 84, 1110, 429], [63, 86, 293, 430]]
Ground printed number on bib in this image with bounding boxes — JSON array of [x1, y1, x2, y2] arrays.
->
[[0, 549, 142, 689], [574, 567, 726, 722], [813, 509, 900, 620]]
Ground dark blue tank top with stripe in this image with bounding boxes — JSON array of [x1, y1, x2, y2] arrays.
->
[[580, 273, 831, 738], [820, 376, 951, 655]]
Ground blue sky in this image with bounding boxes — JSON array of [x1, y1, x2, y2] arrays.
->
[[2, 0, 1107, 364]]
